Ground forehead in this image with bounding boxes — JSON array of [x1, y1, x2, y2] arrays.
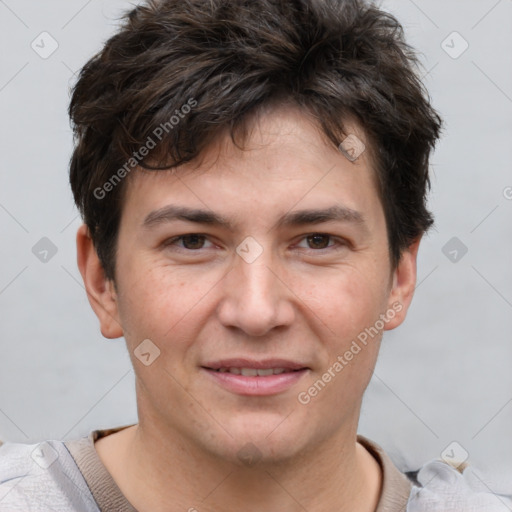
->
[[121, 104, 382, 229]]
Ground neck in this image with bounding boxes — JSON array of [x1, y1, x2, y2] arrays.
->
[[95, 420, 382, 512]]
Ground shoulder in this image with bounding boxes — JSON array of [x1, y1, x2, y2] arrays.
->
[[0, 437, 99, 512], [359, 435, 512, 511], [407, 458, 512, 511]]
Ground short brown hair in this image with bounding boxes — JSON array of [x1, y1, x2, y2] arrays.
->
[[69, 0, 443, 282]]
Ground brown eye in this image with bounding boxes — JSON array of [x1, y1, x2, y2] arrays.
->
[[295, 233, 348, 253], [306, 234, 332, 249], [163, 234, 210, 250], [180, 234, 207, 249]]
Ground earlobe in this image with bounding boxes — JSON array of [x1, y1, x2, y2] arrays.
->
[[76, 224, 124, 339], [384, 237, 421, 331]]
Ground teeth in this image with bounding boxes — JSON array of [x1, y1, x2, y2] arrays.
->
[[256, 368, 275, 376], [216, 367, 291, 376]]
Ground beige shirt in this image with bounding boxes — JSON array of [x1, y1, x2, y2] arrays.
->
[[64, 425, 413, 512]]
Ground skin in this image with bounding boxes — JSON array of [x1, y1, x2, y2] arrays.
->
[[77, 104, 420, 512]]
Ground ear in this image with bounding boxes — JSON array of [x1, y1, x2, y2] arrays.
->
[[383, 237, 421, 331], [76, 224, 124, 339]]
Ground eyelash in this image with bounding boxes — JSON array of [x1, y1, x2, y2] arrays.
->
[[162, 233, 348, 253]]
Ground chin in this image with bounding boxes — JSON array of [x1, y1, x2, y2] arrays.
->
[[216, 413, 311, 463]]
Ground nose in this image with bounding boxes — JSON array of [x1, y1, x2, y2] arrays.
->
[[216, 249, 295, 337]]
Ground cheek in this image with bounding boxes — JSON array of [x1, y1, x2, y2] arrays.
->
[[297, 273, 384, 410], [116, 263, 212, 346], [296, 265, 387, 342]]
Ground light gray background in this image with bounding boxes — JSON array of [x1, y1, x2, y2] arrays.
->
[[0, 0, 511, 475]]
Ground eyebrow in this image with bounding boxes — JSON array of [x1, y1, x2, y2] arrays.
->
[[142, 205, 368, 232]]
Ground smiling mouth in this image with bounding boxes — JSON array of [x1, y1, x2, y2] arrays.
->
[[201, 364, 308, 395]]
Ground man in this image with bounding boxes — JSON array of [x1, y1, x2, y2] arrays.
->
[[2, 0, 510, 510]]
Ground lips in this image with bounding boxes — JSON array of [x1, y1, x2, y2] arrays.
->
[[202, 358, 308, 373], [214, 367, 295, 376], [201, 358, 309, 396]]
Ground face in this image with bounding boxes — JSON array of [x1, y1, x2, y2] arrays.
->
[[79, 104, 419, 464]]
